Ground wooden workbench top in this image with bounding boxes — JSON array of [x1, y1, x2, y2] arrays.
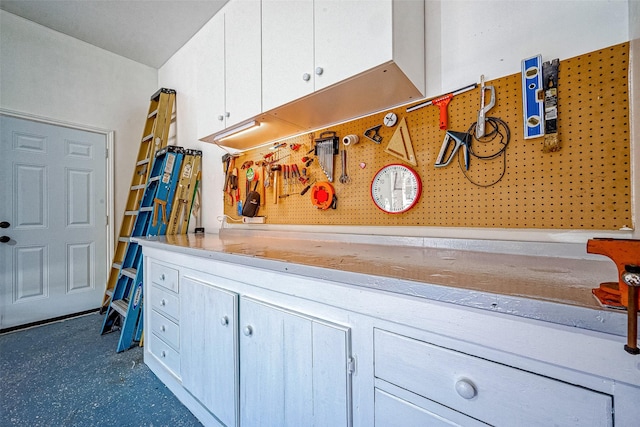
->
[[135, 230, 629, 337]]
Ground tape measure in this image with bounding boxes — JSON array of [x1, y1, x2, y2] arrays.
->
[[310, 181, 335, 210]]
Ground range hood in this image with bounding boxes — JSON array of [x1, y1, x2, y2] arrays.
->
[[200, 62, 424, 152]]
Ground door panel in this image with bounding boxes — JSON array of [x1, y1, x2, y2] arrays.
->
[[0, 115, 107, 329]]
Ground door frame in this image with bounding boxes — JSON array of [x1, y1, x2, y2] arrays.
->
[[0, 108, 115, 287]]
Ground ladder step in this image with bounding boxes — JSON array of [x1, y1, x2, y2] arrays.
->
[[142, 134, 153, 142], [148, 109, 158, 119], [121, 268, 137, 279], [149, 176, 160, 183], [105, 289, 113, 297], [140, 207, 153, 212], [112, 299, 129, 316], [118, 236, 130, 243], [112, 262, 122, 270], [131, 184, 146, 191], [136, 158, 150, 166], [124, 210, 139, 216]]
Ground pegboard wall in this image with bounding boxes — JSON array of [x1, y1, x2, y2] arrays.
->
[[224, 43, 631, 229]]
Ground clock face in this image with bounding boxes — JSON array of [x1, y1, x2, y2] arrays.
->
[[370, 164, 422, 214]]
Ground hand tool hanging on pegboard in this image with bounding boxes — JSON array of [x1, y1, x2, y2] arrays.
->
[[314, 131, 339, 182], [406, 83, 478, 129], [542, 59, 560, 153]]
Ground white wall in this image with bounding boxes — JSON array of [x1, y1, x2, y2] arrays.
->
[[0, 11, 158, 241], [159, 0, 636, 242]]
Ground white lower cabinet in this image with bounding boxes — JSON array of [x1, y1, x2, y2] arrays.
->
[[240, 297, 352, 427], [180, 275, 239, 427], [373, 329, 613, 426]]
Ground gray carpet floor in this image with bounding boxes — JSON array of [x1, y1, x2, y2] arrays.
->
[[0, 312, 202, 426]]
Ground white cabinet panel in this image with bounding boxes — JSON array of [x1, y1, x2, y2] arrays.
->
[[196, 13, 226, 138], [261, 0, 314, 112], [240, 297, 352, 427], [180, 276, 239, 427]]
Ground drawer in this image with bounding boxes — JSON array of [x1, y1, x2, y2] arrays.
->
[[149, 331, 181, 376], [149, 260, 178, 292], [150, 309, 180, 350], [375, 386, 487, 427], [374, 329, 613, 426], [149, 285, 179, 321]]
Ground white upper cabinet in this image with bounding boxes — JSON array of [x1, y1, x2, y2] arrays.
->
[[224, 0, 262, 128], [262, 0, 314, 112], [197, 0, 261, 139], [262, 0, 425, 114]]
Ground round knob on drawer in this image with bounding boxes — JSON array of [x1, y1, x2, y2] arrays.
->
[[225, 112, 230, 118], [161, 350, 166, 358], [161, 325, 166, 332], [455, 379, 477, 400], [315, 66, 324, 76], [243, 325, 253, 337], [220, 316, 229, 326], [217, 115, 224, 121], [160, 273, 165, 281], [302, 73, 311, 82], [160, 299, 166, 306]]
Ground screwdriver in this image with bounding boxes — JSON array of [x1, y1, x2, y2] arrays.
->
[[300, 180, 316, 196]]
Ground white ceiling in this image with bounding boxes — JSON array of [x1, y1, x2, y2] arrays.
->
[[0, 0, 229, 68]]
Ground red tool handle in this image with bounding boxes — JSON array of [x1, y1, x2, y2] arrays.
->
[[433, 93, 453, 130]]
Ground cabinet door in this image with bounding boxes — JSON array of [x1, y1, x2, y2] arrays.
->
[[180, 276, 238, 427], [314, 0, 391, 90], [196, 13, 226, 138], [240, 297, 351, 427], [261, 0, 314, 112], [224, 0, 262, 128]]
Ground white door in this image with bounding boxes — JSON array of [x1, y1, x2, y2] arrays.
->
[[0, 115, 107, 330]]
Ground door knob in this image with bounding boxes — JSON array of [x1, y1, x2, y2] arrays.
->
[[0, 221, 9, 228], [0, 236, 10, 243]]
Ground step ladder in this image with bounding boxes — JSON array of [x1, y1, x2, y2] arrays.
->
[[100, 145, 185, 352], [166, 149, 202, 235], [102, 88, 176, 310]]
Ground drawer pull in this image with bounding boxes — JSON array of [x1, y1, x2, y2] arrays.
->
[[160, 299, 166, 306], [161, 350, 167, 358], [455, 379, 477, 400], [243, 325, 253, 337], [161, 325, 166, 332], [160, 273, 165, 281], [220, 315, 229, 326]]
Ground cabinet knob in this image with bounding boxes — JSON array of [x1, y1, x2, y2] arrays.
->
[[225, 112, 230, 118], [220, 315, 229, 326], [243, 325, 253, 336], [161, 325, 166, 332], [315, 66, 324, 76], [455, 379, 477, 400], [302, 73, 311, 82], [161, 350, 167, 358], [0, 221, 10, 228], [160, 299, 166, 306], [217, 115, 224, 121], [160, 273, 165, 281]]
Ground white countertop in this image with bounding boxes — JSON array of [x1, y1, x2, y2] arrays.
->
[[134, 230, 631, 337]]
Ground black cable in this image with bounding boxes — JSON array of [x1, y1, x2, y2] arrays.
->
[[457, 117, 510, 187]]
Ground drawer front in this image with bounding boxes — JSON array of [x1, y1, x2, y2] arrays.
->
[[374, 329, 613, 426], [375, 387, 487, 427], [149, 285, 179, 320], [150, 309, 180, 350], [149, 261, 178, 292], [149, 331, 180, 376]]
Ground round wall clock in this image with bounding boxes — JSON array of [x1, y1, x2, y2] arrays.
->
[[370, 164, 422, 214]]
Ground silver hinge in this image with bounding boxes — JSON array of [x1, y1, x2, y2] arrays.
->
[[347, 356, 356, 375], [106, 215, 109, 226]]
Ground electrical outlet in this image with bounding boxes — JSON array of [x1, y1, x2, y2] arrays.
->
[[242, 216, 266, 224]]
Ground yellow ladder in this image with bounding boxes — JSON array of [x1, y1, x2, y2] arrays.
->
[[102, 88, 176, 310], [166, 149, 202, 236]]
